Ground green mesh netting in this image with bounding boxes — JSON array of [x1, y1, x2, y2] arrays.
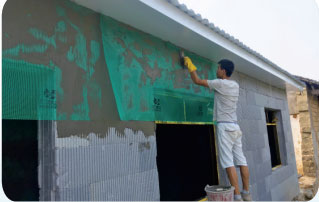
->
[[2, 58, 56, 120], [154, 89, 214, 123], [100, 15, 217, 123]]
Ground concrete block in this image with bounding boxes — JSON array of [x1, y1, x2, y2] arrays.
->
[[240, 74, 258, 92], [262, 131, 270, 149], [265, 175, 272, 194], [231, 71, 240, 83], [242, 105, 262, 120], [260, 108, 266, 122], [250, 183, 258, 201], [246, 90, 256, 105], [236, 102, 244, 120], [255, 93, 269, 107], [260, 146, 271, 163], [238, 88, 247, 105], [255, 160, 272, 180], [245, 121, 266, 150], [258, 119, 268, 136], [253, 149, 263, 165], [260, 191, 272, 201], [270, 173, 299, 201], [243, 151, 254, 166], [267, 98, 278, 109], [272, 87, 286, 100], [270, 165, 294, 187], [258, 82, 270, 96], [243, 151, 257, 183], [275, 98, 284, 110], [256, 180, 267, 198]]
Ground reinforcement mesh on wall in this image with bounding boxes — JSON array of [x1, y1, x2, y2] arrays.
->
[[2, 13, 216, 122], [2, 58, 57, 120], [100, 15, 217, 123]]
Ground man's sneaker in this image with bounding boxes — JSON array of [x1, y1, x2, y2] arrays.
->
[[241, 192, 252, 201], [234, 194, 243, 201]]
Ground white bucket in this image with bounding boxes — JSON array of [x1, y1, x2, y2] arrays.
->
[[204, 185, 235, 201]]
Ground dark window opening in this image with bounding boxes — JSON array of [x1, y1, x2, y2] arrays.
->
[[265, 109, 282, 168], [2, 120, 39, 201], [156, 124, 218, 201]]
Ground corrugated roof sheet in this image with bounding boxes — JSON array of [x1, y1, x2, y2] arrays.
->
[[166, 0, 305, 87], [295, 75, 319, 86]]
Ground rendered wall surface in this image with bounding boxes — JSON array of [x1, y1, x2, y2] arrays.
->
[[3, 0, 159, 200], [230, 71, 299, 201], [3, 0, 104, 121], [2, 0, 299, 201], [2, 0, 217, 122], [100, 15, 216, 122]]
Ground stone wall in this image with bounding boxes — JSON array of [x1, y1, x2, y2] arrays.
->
[[297, 90, 317, 177], [308, 92, 319, 140], [287, 87, 319, 197]]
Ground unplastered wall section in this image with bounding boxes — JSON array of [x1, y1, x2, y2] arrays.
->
[[230, 71, 299, 201], [307, 91, 319, 195]]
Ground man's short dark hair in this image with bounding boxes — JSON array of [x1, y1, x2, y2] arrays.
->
[[218, 59, 234, 77]]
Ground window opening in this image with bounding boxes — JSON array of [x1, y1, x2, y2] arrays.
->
[[265, 109, 282, 168]]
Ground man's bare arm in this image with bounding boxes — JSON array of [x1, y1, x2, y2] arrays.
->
[[190, 71, 209, 88]]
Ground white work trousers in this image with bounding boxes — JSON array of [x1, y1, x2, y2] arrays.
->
[[216, 123, 247, 169]]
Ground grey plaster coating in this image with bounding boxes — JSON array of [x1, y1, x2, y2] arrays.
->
[[3, 0, 157, 138], [54, 128, 159, 200], [57, 120, 156, 138], [235, 72, 299, 201], [3, 0, 299, 200]]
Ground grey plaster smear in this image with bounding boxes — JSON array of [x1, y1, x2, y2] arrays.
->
[[56, 120, 156, 138], [55, 127, 159, 200]]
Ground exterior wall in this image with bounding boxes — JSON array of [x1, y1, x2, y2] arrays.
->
[[290, 115, 303, 175], [308, 92, 319, 150], [230, 71, 299, 201], [307, 91, 319, 195], [287, 87, 319, 196], [297, 91, 317, 177], [3, 0, 159, 200], [55, 123, 159, 201], [3, 0, 299, 201]]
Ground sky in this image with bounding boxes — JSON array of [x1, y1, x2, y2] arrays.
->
[[179, 0, 319, 81]]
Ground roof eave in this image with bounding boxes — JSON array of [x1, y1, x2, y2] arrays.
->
[[72, 0, 305, 91]]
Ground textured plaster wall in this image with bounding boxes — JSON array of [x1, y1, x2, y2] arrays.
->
[[3, 0, 159, 200], [2, 0, 299, 201]]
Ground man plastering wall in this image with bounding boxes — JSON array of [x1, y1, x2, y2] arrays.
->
[[183, 56, 252, 201]]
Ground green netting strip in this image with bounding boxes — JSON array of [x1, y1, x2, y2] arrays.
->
[[100, 15, 217, 122], [2, 58, 56, 120]]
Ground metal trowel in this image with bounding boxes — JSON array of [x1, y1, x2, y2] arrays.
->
[[179, 50, 185, 69]]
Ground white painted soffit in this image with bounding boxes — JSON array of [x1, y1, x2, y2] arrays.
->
[[72, 0, 305, 91]]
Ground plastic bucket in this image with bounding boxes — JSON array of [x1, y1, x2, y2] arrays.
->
[[204, 185, 235, 201]]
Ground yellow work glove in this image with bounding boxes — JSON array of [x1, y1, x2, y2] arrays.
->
[[184, 56, 197, 73]]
